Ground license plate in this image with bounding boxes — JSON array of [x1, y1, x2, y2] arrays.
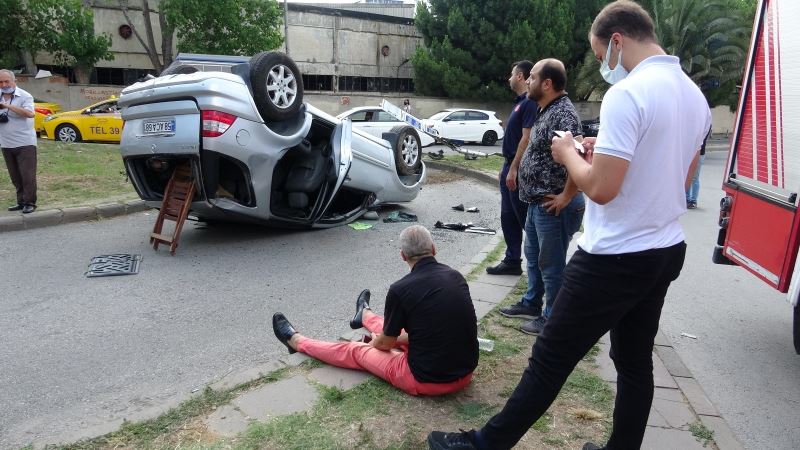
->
[[143, 119, 175, 134]]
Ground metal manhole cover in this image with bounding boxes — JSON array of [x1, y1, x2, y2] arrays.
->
[[85, 254, 142, 278]]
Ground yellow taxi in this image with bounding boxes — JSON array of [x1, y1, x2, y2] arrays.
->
[[33, 99, 62, 134], [42, 97, 123, 143]]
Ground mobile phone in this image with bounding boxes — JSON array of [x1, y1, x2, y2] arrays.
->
[[554, 130, 585, 154]]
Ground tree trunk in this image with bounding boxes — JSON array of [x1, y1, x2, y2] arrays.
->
[[159, 10, 174, 70], [74, 64, 91, 84], [119, 0, 163, 72], [141, 0, 161, 71], [21, 51, 37, 75]]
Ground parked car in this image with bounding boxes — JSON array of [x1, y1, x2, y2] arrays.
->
[[581, 117, 600, 138], [117, 52, 425, 229], [422, 109, 504, 145], [33, 99, 62, 134], [42, 97, 123, 143], [338, 106, 436, 147]]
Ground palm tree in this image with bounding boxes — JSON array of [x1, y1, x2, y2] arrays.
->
[[572, 0, 752, 108]]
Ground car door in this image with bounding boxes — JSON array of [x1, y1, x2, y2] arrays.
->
[[86, 100, 123, 142], [466, 111, 490, 141], [441, 111, 468, 140]]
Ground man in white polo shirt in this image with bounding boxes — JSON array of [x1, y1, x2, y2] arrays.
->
[[427, 1, 711, 449], [0, 69, 38, 214]]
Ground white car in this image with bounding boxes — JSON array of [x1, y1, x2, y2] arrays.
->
[[423, 109, 504, 146], [338, 107, 436, 147]]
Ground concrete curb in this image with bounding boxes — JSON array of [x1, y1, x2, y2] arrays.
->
[[0, 199, 149, 233]]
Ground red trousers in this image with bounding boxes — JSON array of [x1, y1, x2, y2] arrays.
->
[[297, 313, 472, 396]]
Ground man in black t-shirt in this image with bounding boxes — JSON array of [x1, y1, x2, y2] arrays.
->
[[272, 225, 479, 396]]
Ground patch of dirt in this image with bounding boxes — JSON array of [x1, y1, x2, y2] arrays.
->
[[425, 168, 464, 185]]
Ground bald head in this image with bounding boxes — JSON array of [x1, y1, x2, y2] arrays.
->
[[533, 59, 567, 93]]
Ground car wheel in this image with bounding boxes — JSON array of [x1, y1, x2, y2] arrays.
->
[[159, 65, 199, 76], [481, 131, 498, 146], [56, 124, 81, 143], [249, 51, 304, 122], [390, 125, 422, 176]]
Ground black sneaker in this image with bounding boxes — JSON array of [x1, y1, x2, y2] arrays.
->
[[520, 316, 547, 335], [582, 443, 605, 450], [687, 201, 697, 209], [485, 261, 522, 276], [7, 204, 23, 212], [427, 430, 478, 449], [499, 302, 541, 320]]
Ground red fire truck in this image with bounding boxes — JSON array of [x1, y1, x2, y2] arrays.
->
[[713, 0, 800, 353]]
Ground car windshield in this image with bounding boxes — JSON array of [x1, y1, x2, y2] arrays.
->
[[428, 111, 450, 120]]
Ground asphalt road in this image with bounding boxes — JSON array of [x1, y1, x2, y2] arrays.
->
[[0, 174, 501, 448], [662, 149, 800, 450]]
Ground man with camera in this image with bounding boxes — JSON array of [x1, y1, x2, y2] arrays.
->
[[0, 69, 37, 214]]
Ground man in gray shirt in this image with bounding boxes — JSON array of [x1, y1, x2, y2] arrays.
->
[[0, 69, 38, 214]]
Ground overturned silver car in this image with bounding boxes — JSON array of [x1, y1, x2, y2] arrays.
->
[[118, 52, 425, 228]]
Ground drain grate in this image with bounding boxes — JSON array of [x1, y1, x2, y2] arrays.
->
[[85, 254, 142, 278]]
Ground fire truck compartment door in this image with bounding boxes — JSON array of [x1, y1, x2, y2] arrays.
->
[[723, 0, 800, 292]]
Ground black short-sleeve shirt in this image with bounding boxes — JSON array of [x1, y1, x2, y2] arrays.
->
[[383, 257, 479, 383]]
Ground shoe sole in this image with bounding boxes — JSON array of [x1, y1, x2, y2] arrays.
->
[[499, 311, 540, 320], [519, 327, 542, 336], [486, 269, 523, 276]]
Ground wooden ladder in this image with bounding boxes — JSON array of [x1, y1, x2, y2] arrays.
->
[[150, 162, 196, 255]]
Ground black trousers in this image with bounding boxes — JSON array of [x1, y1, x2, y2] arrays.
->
[[480, 242, 686, 450], [2, 145, 37, 206]]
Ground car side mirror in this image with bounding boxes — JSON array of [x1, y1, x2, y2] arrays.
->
[[442, 118, 451, 122]]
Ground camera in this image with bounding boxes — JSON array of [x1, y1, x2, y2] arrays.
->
[[0, 113, 8, 124]]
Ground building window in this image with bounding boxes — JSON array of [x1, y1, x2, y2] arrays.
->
[[302, 74, 333, 91], [338, 76, 414, 93]]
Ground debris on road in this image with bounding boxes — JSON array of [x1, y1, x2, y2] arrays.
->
[[383, 211, 418, 223]]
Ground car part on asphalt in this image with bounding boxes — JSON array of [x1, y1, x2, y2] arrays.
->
[[382, 211, 418, 223], [434, 221, 496, 235], [85, 254, 142, 277]]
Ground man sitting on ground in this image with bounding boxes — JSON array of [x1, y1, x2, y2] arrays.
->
[[272, 225, 479, 396]]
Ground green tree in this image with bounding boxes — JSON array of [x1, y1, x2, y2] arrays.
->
[[162, 0, 283, 56], [574, 0, 754, 109], [413, 0, 576, 100], [0, 0, 26, 68], [27, 0, 114, 83]]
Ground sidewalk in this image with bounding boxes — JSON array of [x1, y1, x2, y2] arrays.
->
[[0, 198, 148, 232]]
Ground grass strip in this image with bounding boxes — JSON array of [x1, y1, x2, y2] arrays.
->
[[0, 140, 136, 209]]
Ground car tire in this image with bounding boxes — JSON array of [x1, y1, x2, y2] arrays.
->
[[482, 131, 498, 146], [390, 125, 422, 176], [249, 51, 304, 122], [56, 124, 81, 143], [159, 65, 199, 76]]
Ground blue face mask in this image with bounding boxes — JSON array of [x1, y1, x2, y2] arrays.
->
[[599, 42, 628, 85], [0, 87, 13, 94]]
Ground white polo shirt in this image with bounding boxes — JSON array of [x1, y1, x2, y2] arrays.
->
[[0, 87, 36, 149], [577, 55, 711, 255]]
